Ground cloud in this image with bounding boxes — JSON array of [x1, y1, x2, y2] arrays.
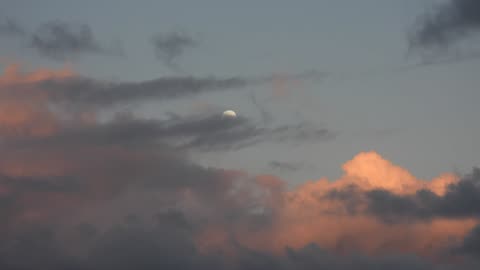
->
[[41, 76, 248, 108], [189, 153, 478, 265], [0, 217, 477, 270], [0, 63, 333, 152], [4, 111, 334, 154], [1, 64, 323, 111], [0, 137, 479, 269], [456, 225, 480, 259], [0, 64, 74, 138], [327, 167, 480, 223], [0, 63, 75, 85], [1, 19, 123, 60], [409, 0, 480, 50], [249, 90, 273, 125], [151, 31, 197, 69], [0, 173, 81, 194], [269, 161, 303, 172], [366, 170, 480, 222], [29, 21, 123, 60], [182, 119, 335, 151], [1, 63, 479, 269], [0, 18, 25, 37], [0, 64, 246, 109]]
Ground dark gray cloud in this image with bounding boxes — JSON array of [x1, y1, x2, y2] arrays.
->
[[328, 168, 480, 223], [5, 112, 334, 153], [409, 0, 480, 50], [180, 120, 335, 151], [366, 168, 480, 223], [29, 21, 123, 60], [0, 173, 81, 193], [0, 130, 242, 237], [151, 31, 197, 69], [0, 174, 81, 229], [4, 113, 252, 149], [0, 111, 279, 267], [0, 18, 25, 37], [323, 184, 364, 216], [455, 225, 480, 259], [39, 76, 248, 107], [0, 219, 474, 270], [2, 70, 324, 110]]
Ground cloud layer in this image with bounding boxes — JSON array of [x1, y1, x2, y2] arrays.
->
[[0, 63, 479, 269]]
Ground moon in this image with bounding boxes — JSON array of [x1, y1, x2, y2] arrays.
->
[[222, 110, 237, 118]]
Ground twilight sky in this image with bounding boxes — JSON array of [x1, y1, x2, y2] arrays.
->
[[1, 0, 480, 269]]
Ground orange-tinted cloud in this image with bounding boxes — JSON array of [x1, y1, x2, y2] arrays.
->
[[0, 63, 75, 138], [0, 64, 476, 263], [0, 63, 74, 85], [271, 73, 302, 99], [196, 152, 477, 259]]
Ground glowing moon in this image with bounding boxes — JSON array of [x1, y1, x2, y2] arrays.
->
[[222, 110, 237, 118]]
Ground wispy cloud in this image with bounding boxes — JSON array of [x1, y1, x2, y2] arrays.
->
[[409, 0, 480, 51], [29, 21, 123, 60], [4, 67, 323, 110], [151, 31, 197, 69], [1, 18, 124, 60], [269, 161, 303, 172], [0, 18, 25, 37]]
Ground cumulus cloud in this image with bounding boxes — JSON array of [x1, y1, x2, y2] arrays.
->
[[151, 31, 197, 69], [326, 164, 480, 223], [218, 152, 475, 259], [365, 169, 480, 222], [409, 0, 480, 50]]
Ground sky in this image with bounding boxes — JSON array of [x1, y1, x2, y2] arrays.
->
[[0, 0, 480, 269]]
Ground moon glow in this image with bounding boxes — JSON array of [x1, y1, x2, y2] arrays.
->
[[222, 110, 237, 118]]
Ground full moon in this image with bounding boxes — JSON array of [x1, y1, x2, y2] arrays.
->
[[222, 110, 237, 118]]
